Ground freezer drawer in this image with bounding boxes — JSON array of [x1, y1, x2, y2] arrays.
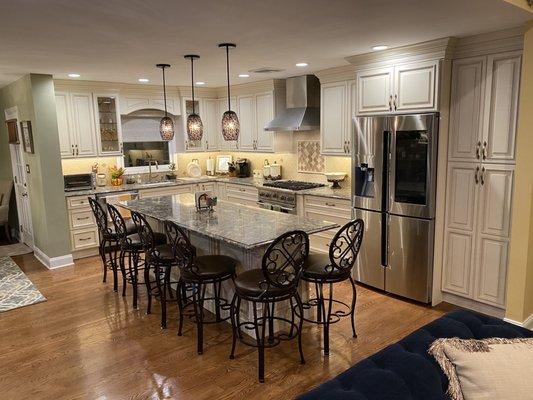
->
[[353, 208, 385, 290], [386, 214, 434, 303]]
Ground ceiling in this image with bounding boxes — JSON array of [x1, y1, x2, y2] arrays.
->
[[0, 0, 530, 88]]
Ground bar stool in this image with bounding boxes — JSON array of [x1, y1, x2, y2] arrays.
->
[[229, 230, 309, 382], [298, 219, 364, 356], [107, 204, 166, 310], [164, 220, 237, 355], [131, 211, 180, 329]]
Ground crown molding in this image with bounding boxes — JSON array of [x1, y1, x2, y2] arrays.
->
[[214, 78, 284, 97], [314, 64, 357, 84], [453, 26, 524, 59]]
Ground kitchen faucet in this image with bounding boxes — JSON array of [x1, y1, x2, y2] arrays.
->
[[148, 160, 159, 182]]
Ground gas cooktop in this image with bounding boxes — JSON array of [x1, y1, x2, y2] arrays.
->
[[262, 180, 325, 191]]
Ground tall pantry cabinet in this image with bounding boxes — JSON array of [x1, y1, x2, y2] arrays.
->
[[442, 51, 521, 310]]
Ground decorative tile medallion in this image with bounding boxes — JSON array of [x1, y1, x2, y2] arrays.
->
[[0, 256, 46, 313], [297, 140, 325, 173]]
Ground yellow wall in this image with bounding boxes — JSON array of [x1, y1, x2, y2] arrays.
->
[[503, 0, 533, 12], [506, 20, 533, 323]]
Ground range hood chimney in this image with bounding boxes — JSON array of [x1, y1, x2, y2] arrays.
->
[[265, 75, 320, 131]]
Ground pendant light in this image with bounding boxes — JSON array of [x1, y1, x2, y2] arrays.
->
[[219, 43, 240, 141], [156, 63, 174, 141], [184, 55, 203, 141]]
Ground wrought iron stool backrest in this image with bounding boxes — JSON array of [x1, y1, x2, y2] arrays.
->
[[107, 203, 129, 243], [131, 211, 156, 252], [163, 220, 196, 273], [328, 219, 364, 275], [88, 197, 111, 236], [261, 230, 309, 292]]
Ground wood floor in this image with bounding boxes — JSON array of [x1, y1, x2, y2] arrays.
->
[[0, 254, 453, 399]]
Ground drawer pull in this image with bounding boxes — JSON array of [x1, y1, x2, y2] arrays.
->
[[79, 237, 92, 241], [325, 202, 336, 207], [77, 216, 90, 221]]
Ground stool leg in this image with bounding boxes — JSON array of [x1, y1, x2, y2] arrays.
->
[[159, 264, 168, 329], [119, 250, 127, 297], [294, 292, 306, 365], [289, 296, 295, 337], [195, 283, 205, 355], [349, 276, 357, 338], [254, 301, 265, 383], [267, 302, 275, 344], [314, 282, 321, 323], [235, 296, 243, 339], [129, 252, 139, 309], [323, 283, 334, 356], [177, 280, 184, 337], [100, 239, 107, 283], [144, 258, 152, 315], [229, 293, 238, 359], [214, 281, 221, 322]]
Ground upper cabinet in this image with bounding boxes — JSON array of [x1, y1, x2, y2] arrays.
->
[[356, 60, 439, 115], [203, 98, 220, 152], [320, 80, 356, 156], [217, 97, 238, 151], [94, 94, 123, 156], [448, 52, 521, 164], [120, 95, 179, 115]]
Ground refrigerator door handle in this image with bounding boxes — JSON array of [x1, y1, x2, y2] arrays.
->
[[381, 213, 388, 268]]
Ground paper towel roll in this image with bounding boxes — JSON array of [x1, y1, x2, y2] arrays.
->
[[206, 158, 214, 175]]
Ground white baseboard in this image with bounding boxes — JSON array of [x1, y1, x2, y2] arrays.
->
[[34, 246, 74, 269], [442, 292, 505, 319], [504, 314, 533, 331]]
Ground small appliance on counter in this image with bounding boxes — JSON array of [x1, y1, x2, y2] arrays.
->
[[235, 158, 251, 178], [206, 157, 215, 176], [96, 173, 107, 187], [324, 172, 347, 188], [262, 160, 282, 180], [64, 173, 95, 192], [187, 159, 202, 178]]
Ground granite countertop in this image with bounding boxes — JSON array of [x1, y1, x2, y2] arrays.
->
[[118, 193, 339, 250], [64, 176, 351, 200]]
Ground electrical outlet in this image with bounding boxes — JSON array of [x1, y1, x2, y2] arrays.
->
[[25, 164, 30, 173]]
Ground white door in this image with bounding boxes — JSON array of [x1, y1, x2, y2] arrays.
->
[[356, 67, 393, 115], [6, 118, 34, 248], [474, 236, 509, 307], [394, 60, 438, 112], [482, 52, 521, 163], [237, 95, 255, 151], [55, 92, 76, 158], [255, 92, 274, 152], [218, 97, 238, 151], [71, 93, 97, 157], [448, 57, 486, 162], [203, 98, 219, 151], [321, 82, 347, 155]]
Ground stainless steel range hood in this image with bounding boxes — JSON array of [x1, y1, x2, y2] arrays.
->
[[265, 75, 320, 131]]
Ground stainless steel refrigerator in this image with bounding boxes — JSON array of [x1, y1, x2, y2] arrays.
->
[[352, 113, 438, 303]]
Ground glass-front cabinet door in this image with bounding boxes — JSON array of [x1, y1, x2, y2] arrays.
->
[[95, 94, 123, 156], [182, 98, 204, 152]]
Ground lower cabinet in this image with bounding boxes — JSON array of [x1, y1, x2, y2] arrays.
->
[[442, 162, 514, 309], [138, 185, 193, 199], [66, 195, 99, 257], [303, 195, 351, 253], [225, 183, 259, 207]]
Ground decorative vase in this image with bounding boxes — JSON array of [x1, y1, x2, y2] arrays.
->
[[111, 177, 123, 186]]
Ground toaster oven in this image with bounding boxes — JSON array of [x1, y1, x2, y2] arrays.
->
[[64, 173, 95, 192]]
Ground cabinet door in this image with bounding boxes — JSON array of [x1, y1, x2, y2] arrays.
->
[[182, 98, 204, 152], [321, 82, 347, 155], [255, 92, 274, 152], [442, 230, 475, 297], [71, 93, 97, 157], [237, 95, 255, 151], [345, 80, 357, 155], [218, 97, 238, 151], [94, 94, 122, 156], [477, 164, 514, 238], [55, 92, 75, 158], [356, 67, 393, 114], [445, 163, 479, 232], [448, 57, 485, 161], [203, 98, 219, 151], [394, 60, 438, 112], [482, 53, 521, 163], [474, 236, 508, 308]]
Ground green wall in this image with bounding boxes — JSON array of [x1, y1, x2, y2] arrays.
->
[[0, 74, 70, 258]]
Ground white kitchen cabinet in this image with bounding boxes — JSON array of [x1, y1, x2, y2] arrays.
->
[[448, 57, 486, 161], [255, 92, 275, 151], [203, 99, 220, 151], [55, 91, 75, 158], [182, 97, 204, 152], [442, 162, 514, 309], [218, 97, 238, 151], [448, 52, 520, 164], [94, 94, 123, 156], [482, 52, 521, 163], [120, 95, 179, 115], [356, 61, 439, 115], [237, 95, 256, 151], [320, 81, 355, 156], [138, 185, 193, 199], [356, 67, 393, 114], [225, 183, 259, 207]]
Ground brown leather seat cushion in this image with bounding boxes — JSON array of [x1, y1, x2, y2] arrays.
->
[[234, 269, 294, 298], [106, 219, 138, 239], [302, 252, 350, 281], [181, 255, 237, 280], [124, 232, 167, 249]]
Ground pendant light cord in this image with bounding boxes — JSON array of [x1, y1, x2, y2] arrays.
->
[[162, 66, 168, 117], [190, 57, 196, 114], [226, 45, 231, 111]]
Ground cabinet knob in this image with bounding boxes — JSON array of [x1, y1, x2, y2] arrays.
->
[[474, 166, 479, 185]]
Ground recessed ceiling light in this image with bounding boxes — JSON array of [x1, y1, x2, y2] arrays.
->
[[195, 81, 205, 86], [295, 62, 308, 67], [238, 74, 250, 78], [68, 73, 80, 78], [372, 45, 388, 51], [138, 78, 149, 83]]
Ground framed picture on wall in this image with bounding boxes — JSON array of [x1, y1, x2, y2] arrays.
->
[[20, 121, 34, 154], [5, 119, 19, 144]]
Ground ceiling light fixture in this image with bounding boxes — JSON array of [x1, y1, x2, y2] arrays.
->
[[219, 43, 240, 142], [185, 55, 203, 142], [295, 62, 308, 67], [372, 45, 388, 51], [68, 73, 80, 78], [138, 78, 149, 83], [238, 74, 250, 78], [195, 81, 205, 86], [156, 63, 174, 141]]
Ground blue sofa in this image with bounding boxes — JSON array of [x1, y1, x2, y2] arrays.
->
[[298, 310, 533, 400]]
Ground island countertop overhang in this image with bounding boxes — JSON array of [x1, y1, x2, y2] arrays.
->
[[118, 193, 339, 250]]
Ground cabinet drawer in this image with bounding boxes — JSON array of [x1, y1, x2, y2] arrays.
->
[[67, 196, 92, 209], [304, 209, 350, 227], [309, 230, 337, 253], [226, 183, 258, 196], [226, 195, 258, 208], [69, 209, 96, 229], [139, 185, 191, 198], [71, 228, 99, 250], [196, 182, 216, 192], [304, 195, 351, 211]]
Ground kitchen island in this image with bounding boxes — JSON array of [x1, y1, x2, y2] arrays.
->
[[119, 193, 339, 330]]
